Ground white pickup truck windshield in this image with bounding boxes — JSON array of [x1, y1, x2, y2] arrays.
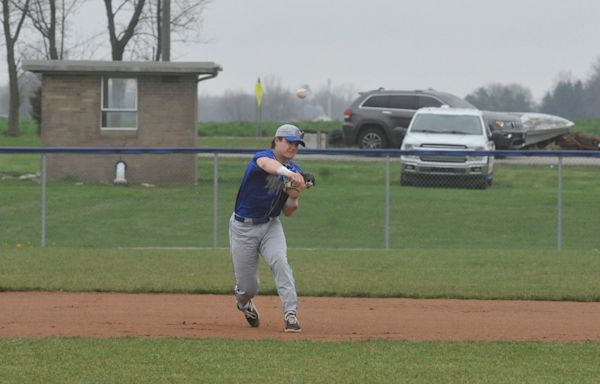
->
[[411, 115, 483, 135]]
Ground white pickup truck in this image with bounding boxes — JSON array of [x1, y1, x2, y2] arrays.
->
[[400, 107, 495, 189]]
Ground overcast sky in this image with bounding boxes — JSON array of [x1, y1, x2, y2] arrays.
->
[[3, 0, 600, 102]]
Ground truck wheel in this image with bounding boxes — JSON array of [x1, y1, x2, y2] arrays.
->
[[358, 128, 389, 149], [476, 175, 489, 189]]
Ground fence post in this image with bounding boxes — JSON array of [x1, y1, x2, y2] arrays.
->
[[213, 153, 219, 248], [41, 154, 47, 247], [557, 155, 563, 251], [385, 156, 391, 249]]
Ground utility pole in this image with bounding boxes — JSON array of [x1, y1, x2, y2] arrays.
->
[[161, 0, 171, 61], [327, 78, 332, 119]]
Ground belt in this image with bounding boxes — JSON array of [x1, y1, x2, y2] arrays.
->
[[234, 214, 273, 225]]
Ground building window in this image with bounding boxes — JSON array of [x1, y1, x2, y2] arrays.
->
[[101, 77, 137, 129]]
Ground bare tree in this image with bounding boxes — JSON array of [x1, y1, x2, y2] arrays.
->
[[261, 76, 299, 121], [25, 0, 85, 60], [127, 0, 210, 61], [219, 90, 254, 122], [103, 0, 146, 60], [21, 0, 102, 135], [27, 0, 57, 58], [2, 0, 30, 136], [312, 83, 357, 120]]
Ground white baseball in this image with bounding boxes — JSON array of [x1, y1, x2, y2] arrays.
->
[[296, 88, 309, 99]]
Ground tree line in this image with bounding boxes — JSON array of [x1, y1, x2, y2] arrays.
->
[[198, 77, 358, 122], [464, 58, 600, 120], [199, 61, 600, 122]]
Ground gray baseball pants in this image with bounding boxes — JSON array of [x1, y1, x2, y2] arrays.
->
[[229, 214, 298, 316]]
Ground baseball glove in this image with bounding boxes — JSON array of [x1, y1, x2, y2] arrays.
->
[[301, 172, 316, 188], [284, 172, 316, 190]]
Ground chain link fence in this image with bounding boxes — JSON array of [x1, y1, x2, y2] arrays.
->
[[1, 148, 599, 250]]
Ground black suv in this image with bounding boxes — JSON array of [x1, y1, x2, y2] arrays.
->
[[342, 89, 526, 149]]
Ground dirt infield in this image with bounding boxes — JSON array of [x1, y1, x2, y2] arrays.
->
[[1, 292, 599, 341]]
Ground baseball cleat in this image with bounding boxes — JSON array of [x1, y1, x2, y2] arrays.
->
[[237, 299, 260, 328], [284, 313, 302, 333]]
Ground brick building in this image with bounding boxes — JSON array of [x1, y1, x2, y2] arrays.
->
[[22, 60, 221, 185]]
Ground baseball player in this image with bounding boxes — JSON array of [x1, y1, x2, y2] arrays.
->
[[229, 124, 314, 333]]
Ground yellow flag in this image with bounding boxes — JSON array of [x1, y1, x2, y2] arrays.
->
[[255, 77, 264, 107]]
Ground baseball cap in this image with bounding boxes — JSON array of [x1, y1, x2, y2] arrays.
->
[[275, 124, 305, 146]]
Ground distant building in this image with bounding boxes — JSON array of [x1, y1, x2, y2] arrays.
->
[[22, 60, 221, 184]]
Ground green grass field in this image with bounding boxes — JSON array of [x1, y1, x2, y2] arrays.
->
[[1, 338, 598, 384], [0, 248, 599, 383], [1, 248, 599, 301], [2, 158, 600, 250], [571, 119, 600, 135], [2, 118, 600, 383]]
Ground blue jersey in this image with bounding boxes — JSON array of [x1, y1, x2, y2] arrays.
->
[[234, 149, 302, 219]]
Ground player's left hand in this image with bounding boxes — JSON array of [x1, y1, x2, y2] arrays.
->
[[286, 171, 305, 190], [284, 172, 315, 193], [301, 172, 315, 188]]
